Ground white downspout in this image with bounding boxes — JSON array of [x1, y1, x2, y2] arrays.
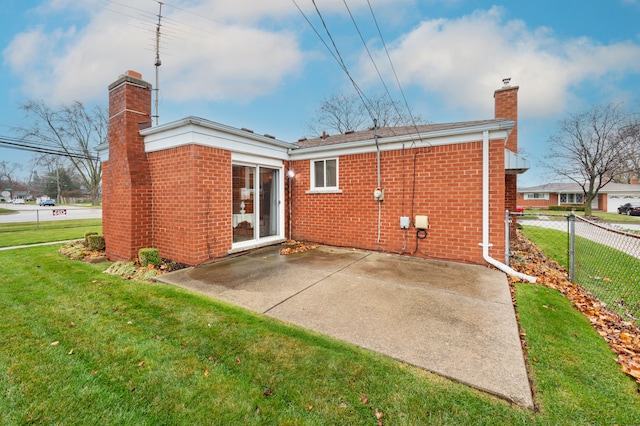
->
[[480, 130, 536, 283]]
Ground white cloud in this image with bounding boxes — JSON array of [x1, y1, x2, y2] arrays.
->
[[360, 6, 640, 118], [2, 0, 307, 106]]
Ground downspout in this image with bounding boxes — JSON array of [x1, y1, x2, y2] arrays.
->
[[375, 119, 381, 247], [481, 130, 536, 283]]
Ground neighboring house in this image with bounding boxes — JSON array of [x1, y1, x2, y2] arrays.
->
[[518, 182, 640, 212], [99, 71, 530, 277]]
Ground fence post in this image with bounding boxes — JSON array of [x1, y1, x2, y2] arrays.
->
[[505, 210, 510, 266], [567, 211, 575, 281]]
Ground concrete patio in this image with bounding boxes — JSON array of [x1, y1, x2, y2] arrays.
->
[[156, 245, 533, 408]]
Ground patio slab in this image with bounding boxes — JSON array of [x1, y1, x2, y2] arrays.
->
[[156, 245, 533, 408]]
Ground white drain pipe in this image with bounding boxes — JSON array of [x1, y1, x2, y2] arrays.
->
[[480, 130, 536, 283]]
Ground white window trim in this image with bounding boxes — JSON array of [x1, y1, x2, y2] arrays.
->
[[310, 158, 339, 191], [524, 193, 549, 200]]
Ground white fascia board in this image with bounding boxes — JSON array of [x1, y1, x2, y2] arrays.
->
[[289, 125, 512, 161], [142, 117, 292, 160]]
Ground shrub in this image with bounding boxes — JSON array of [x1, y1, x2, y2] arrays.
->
[[139, 248, 162, 267], [87, 235, 106, 251], [84, 231, 98, 244]]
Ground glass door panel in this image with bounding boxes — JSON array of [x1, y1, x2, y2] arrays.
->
[[259, 167, 278, 237], [232, 165, 255, 243]]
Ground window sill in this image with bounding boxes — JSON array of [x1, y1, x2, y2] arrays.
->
[[306, 189, 343, 194]]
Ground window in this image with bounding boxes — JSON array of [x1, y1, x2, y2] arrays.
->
[[311, 159, 338, 189], [560, 193, 584, 204], [524, 193, 549, 200]]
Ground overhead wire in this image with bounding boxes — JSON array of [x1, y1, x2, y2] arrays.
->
[[291, 0, 376, 123], [0, 135, 99, 161], [365, 0, 426, 147]]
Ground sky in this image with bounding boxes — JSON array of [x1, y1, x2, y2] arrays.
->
[[1, 0, 639, 187]]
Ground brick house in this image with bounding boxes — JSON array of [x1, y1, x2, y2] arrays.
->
[[100, 71, 531, 279], [518, 181, 640, 212]]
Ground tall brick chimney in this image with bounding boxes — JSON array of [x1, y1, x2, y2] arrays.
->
[[103, 70, 153, 261], [494, 78, 520, 232], [494, 78, 519, 153]]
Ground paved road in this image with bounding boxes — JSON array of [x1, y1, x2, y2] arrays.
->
[[0, 203, 102, 223], [518, 217, 640, 259]]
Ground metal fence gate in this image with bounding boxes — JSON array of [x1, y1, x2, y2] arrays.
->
[[509, 212, 640, 324]]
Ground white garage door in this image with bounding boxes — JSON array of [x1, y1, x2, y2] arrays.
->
[[608, 195, 640, 213]]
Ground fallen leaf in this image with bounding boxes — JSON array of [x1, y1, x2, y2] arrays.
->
[[375, 408, 383, 420], [263, 388, 272, 397], [361, 396, 369, 404], [69, 322, 76, 327], [204, 368, 209, 377], [67, 349, 74, 355], [138, 361, 144, 367], [91, 370, 98, 375], [236, 357, 241, 364], [307, 406, 313, 411], [50, 341, 59, 346], [339, 403, 347, 409]]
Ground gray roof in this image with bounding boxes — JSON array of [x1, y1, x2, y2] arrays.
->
[[295, 119, 511, 149]]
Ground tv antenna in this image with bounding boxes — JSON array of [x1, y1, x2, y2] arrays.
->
[[153, 2, 163, 125]]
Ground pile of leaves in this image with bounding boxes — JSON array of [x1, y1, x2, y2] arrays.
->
[[59, 240, 107, 263], [279, 240, 318, 255], [509, 230, 640, 385], [104, 257, 188, 282], [59, 240, 188, 282]]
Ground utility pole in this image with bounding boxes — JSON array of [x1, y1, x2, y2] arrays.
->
[[153, 2, 163, 125]]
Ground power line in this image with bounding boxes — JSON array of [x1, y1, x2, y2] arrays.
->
[[365, 0, 424, 141], [292, 0, 376, 122], [0, 136, 99, 161]]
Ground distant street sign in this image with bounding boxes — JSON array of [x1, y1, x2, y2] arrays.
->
[[52, 209, 67, 216]]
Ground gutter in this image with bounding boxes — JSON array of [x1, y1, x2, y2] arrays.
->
[[480, 130, 537, 283]]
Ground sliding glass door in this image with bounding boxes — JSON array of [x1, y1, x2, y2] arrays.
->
[[232, 164, 280, 244]]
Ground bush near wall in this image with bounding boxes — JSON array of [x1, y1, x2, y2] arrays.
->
[[87, 235, 106, 251], [139, 248, 162, 267]]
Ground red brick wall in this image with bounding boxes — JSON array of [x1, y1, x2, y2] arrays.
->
[[516, 193, 558, 209], [494, 86, 518, 152], [103, 73, 153, 261], [289, 140, 506, 265], [147, 145, 232, 264]]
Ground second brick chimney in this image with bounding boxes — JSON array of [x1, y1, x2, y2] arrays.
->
[[494, 78, 519, 153]]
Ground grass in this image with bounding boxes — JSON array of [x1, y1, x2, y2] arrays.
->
[[0, 208, 15, 215], [523, 209, 640, 223], [0, 219, 102, 247], [515, 284, 640, 424], [521, 224, 640, 324], [0, 225, 639, 424]]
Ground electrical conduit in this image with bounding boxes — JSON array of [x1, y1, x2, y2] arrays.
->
[[481, 130, 536, 283]]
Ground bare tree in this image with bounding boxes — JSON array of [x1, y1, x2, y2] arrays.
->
[[0, 161, 21, 190], [546, 103, 635, 215], [17, 100, 105, 205], [306, 92, 425, 137]]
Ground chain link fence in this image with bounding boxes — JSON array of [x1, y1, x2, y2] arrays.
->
[[511, 212, 640, 324]]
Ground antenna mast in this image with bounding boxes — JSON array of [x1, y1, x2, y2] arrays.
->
[[153, 2, 163, 125]]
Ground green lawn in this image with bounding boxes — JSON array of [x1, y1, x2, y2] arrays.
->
[[521, 225, 640, 324], [523, 209, 640, 224], [0, 229, 639, 423], [0, 219, 102, 247]]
